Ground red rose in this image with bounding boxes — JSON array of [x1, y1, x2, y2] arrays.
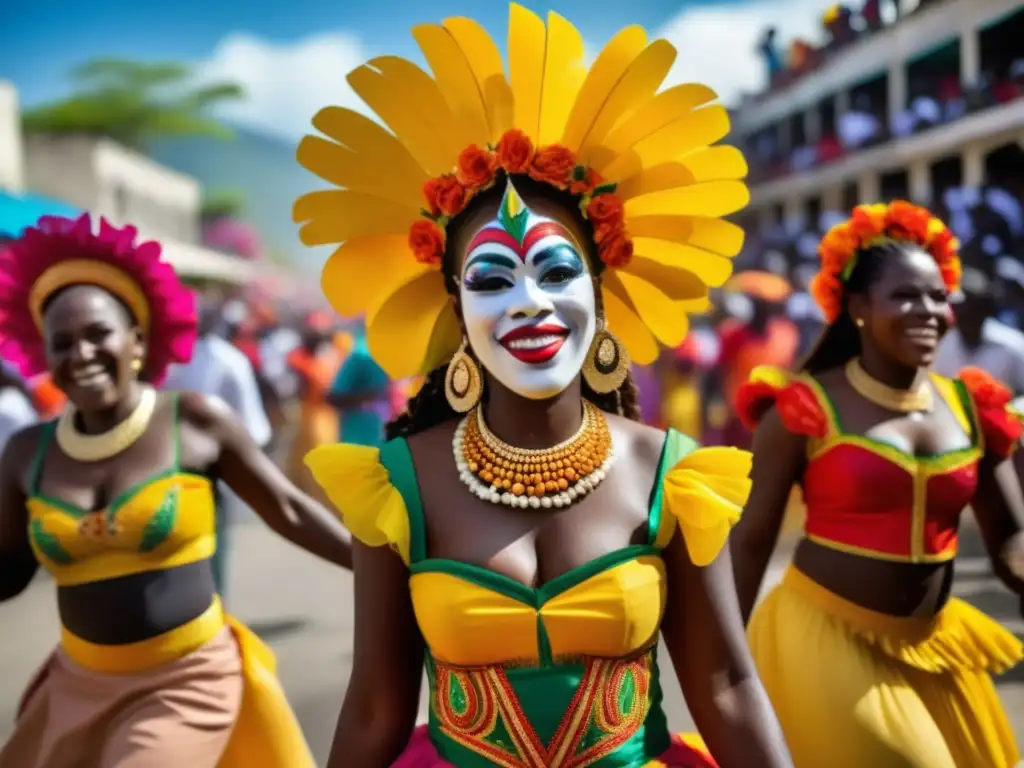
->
[[408, 220, 445, 266], [598, 231, 633, 269], [528, 144, 576, 189], [456, 145, 498, 190], [586, 194, 625, 227], [435, 175, 468, 218], [496, 129, 534, 174], [422, 178, 445, 218]]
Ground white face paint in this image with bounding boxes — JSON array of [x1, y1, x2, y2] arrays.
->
[[459, 181, 597, 400]]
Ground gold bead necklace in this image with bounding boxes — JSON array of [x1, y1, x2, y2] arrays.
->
[[453, 401, 614, 509], [845, 358, 933, 413], [56, 386, 158, 462]]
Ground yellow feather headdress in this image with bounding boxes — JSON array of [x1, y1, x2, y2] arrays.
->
[[294, 3, 750, 380]]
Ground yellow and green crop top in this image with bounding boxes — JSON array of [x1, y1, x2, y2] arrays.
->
[[308, 429, 750, 667], [26, 395, 217, 587]]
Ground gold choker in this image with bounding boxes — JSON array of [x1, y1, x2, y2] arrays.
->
[[453, 401, 614, 509], [56, 386, 158, 462], [845, 359, 933, 413]]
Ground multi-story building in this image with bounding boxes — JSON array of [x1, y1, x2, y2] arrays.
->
[[732, 0, 1024, 234], [0, 79, 271, 284]]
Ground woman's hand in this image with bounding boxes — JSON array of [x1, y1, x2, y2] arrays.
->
[[662, 534, 794, 768], [181, 392, 352, 569]]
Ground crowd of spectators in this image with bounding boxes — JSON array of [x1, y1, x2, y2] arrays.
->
[[745, 0, 1024, 184]]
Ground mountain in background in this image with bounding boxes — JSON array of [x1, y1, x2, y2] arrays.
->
[[151, 126, 330, 273]]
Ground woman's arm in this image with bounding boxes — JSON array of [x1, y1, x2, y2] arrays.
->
[[327, 540, 423, 766], [973, 451, 1024, 596], [662, 534, 793, 767], [729, 409, 807, 623], [0, 429, 39, 600], [181, 392, 352, 569]]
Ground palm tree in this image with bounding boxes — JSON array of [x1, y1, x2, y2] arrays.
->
[[22, 59, 244, 151]]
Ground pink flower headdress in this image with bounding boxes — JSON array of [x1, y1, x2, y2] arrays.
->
[[0, 214, 197, 384]]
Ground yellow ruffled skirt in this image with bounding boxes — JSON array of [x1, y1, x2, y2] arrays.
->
[[749, 566, 1022, 768]]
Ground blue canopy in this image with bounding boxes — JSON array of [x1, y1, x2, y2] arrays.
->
[[0, 191, 80, 238]]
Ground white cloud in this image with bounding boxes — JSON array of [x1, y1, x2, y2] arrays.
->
[[196, 0, 916, 139], [196, 32, 370, 141], [657, 0, 920, 106], [657, 0, 835, 106]]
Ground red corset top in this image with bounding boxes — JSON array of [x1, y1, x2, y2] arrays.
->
[[736, 366, 1022, 564]]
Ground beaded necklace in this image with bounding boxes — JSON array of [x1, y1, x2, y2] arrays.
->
[[453, 401, 614, 509]]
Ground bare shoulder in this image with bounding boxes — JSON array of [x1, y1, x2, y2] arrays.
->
[[404, 419, 459, 468], [605, 413, 666, 475], [175, 390, 238, 433], [808, 366, 843, 394]]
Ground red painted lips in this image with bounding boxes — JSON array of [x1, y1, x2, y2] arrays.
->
[[499, 324, 570, 364]]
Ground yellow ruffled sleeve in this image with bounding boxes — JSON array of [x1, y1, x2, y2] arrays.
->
[[304, 444, 411, 565], [660, 446, 752, 567]]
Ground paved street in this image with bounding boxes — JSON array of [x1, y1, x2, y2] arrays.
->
[[1, 520, 1022, 766]]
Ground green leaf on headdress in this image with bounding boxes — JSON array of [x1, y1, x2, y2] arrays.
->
[[840, 255, 858, 281], [593, 182, 618, 196], [498, 183, 530, 245], [572, 165, 587, 181], [500, 206, 529, 246]]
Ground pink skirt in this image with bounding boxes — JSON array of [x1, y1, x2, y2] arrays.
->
[[392, 725, 718, 767]]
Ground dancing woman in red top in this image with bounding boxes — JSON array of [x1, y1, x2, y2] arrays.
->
[[730, 201, 1024, 768]]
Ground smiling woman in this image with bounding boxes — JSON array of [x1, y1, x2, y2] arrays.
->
[[295, 4, 794, 767], [0, 214, 351, 767], [731, 201, 1024, 768]]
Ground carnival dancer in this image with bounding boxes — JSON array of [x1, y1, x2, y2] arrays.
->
[[296, 5, 793, 766], [731, 201, 1024, 768], [0, 214, 351, 767]]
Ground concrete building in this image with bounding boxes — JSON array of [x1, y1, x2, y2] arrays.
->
[[732, 0, 1024, 231], [0, 79, 273, 285], [0, 82, 24, 193]]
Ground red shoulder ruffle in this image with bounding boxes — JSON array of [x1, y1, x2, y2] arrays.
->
[[960, 366, 1023, 457], [735, 367, 829, 437]]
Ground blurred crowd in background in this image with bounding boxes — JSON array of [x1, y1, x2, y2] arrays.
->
[[749, 0, 1024, 185]]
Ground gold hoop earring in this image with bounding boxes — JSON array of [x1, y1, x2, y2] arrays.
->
[[582, 321, 629, 394], [855, 318, 865, 328], [445, 339, 483, 413]]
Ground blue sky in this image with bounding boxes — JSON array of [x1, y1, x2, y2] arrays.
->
[[1, 0, 837, 141]]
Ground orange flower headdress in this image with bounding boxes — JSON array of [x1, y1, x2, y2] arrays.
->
[[294, 4, 750, 380], [810, 201, 961, 323], [409, 129, 632, 269]]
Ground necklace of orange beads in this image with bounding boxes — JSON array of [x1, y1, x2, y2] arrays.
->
[[453, 401, 614, 509]]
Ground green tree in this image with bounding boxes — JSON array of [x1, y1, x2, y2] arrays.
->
[[22, 59, 244, 151], [201, 187, 247, 223]]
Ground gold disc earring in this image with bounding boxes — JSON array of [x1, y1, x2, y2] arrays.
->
[[582, 320, 629, 394], [131, 358, 143, 372], [445, 339, 483, 413]]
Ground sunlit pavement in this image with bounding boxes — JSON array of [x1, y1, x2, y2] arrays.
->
[[1, 520, 1021, 766]]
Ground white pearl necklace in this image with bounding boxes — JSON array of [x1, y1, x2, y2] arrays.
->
[[452, 414, 615, 509]]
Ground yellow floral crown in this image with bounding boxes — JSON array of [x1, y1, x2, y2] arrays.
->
[[293, 4, 750, 380]]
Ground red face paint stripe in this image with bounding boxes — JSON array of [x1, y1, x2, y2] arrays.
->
[[467, 228, 524, 259], [522, 222, 573, 256]]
